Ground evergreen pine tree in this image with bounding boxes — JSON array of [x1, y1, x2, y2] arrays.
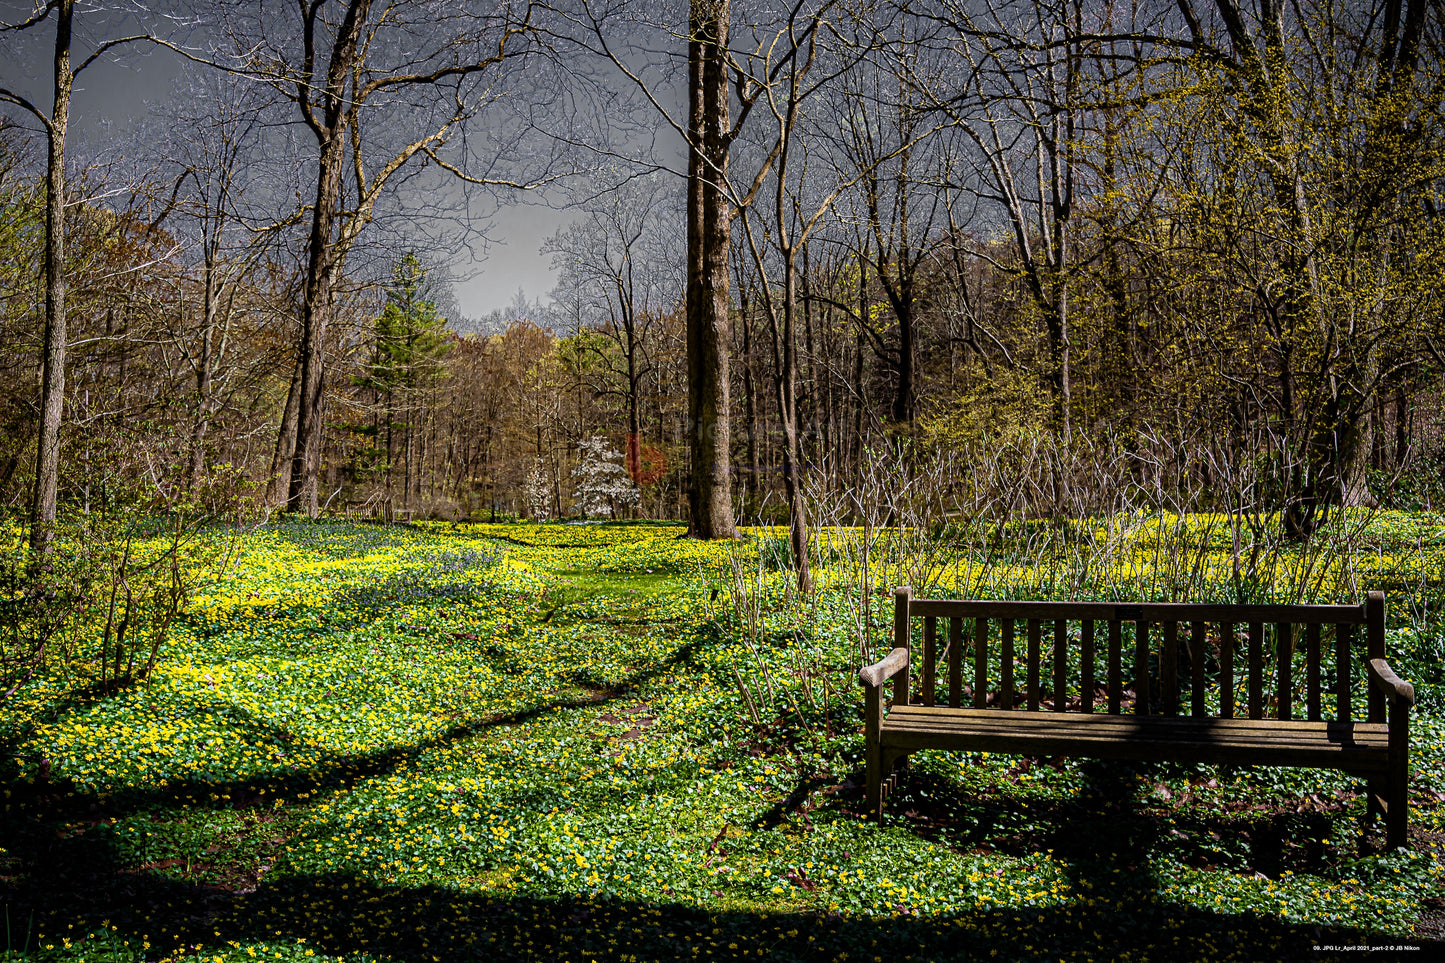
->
[[356, 253, 452, 515]]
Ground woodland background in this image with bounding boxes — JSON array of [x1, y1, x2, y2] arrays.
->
[[0, 0, 1442, 540]]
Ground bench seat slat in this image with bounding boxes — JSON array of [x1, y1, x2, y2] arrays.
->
[[880, 726, 1385, 756], [879, 731, 1390, 770], [883, 720, 1387, 750], [887, 704, 1386, 734], [880, 707, 1390, 769]]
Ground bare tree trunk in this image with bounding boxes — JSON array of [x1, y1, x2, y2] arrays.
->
[[685, 0, 738, 539], [741, 289, 758, 510], [1395, 387, 1410, 468], [268, 357, 302, 507], [185, 261, 221, 494], [29, 0, 74, 554], [776, 261, 812, 593], [286, 131, 346, 516], [384, 392, 395, 519], [403, 403, 413, 510], [1340, 406, 1377, 508]]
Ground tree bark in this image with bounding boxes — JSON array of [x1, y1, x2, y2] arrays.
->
[[185, 258, 223, 495], [286, 129, 347, 516], [29, 0, 73, 554], [268, 356, 302, 507], [775, 253, 812, 593], [685, 0, 738, 539], [741, 287, 758, 508]]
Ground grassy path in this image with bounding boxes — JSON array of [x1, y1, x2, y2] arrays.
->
[[0, 520, 1439, 961]]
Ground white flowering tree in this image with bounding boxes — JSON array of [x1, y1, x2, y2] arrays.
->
[[523, 458, 551, 522], [572, 436, 639, 519]]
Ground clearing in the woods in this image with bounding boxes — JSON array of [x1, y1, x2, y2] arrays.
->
[[2, 518, 1443, 961]]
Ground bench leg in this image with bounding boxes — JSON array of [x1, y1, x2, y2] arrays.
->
[[1366, 775, 1385, 827], [1387, 768, 1409, 851], [1366, 773, 1409, 850], [866, 750, 910, 822], [866, 745, 883, 820]]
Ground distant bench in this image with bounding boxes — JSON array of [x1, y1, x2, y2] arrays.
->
[[859, 588, 1414, 849]]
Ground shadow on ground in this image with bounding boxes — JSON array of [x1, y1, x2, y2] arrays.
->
[[2, 736, 1422, 962], [0, 621, 1428, 961]]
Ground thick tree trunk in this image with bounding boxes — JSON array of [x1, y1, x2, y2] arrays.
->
[[268, 357, 302, 507], [286, 134, 346, 516], [889, 296, 914, 427], [29, 0, 73, 554], [685, 0, 738, 539], [1340, 406, 1377, 509], [1044, 273, 1071, 437], [186, 263, 220, 494]]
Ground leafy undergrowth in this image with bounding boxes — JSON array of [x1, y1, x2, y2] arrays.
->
[[1, 518, 1442, 961]]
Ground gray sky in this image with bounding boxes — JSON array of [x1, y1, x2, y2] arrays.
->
[[0, 5, 567, 320]]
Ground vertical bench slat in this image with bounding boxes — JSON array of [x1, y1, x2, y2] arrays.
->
[[1000, 619, 1015, 710], [974, 617, 989, 709], [949, 616, 963, 709], [1161, 621, 1179, 716], [1107, 620, 1122, 714], [1336, 623, 1352, 722], [1248, 621, 1264, 720], [1220, 622, 1235, 718], [1306, 622, 1321, 721], [1277, 621, 1294, 721], [1190, 621, 1207, 717], [1367, 592, 1386, 724], [1027, 619, 1042, 711], [894, 586, 911, 708], [923, 616, 938, 707], [1134, 620, 1151, 715], [1053, 620, 1068, 711], [1080, 620, 1096, 713]]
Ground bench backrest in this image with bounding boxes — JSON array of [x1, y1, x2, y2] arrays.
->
[[891, 587, 1386, 724]]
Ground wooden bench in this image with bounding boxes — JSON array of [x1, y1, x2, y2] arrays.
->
[[859, 588, 1415, 849]]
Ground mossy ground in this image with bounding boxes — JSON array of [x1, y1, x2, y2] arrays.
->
[[1, 519, 1442, 961]]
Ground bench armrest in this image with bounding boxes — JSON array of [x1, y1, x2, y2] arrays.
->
[[859, 647, 909, 689], [1367, 658, 1415, 708]]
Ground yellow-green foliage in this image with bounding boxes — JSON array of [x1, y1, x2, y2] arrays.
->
[[0, 518, 1439, 962]]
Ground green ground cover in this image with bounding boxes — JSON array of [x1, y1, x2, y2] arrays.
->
[[2, 518, 1443, 961]]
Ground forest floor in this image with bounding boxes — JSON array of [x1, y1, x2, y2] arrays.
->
[[2, 518, 1444, 961]]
